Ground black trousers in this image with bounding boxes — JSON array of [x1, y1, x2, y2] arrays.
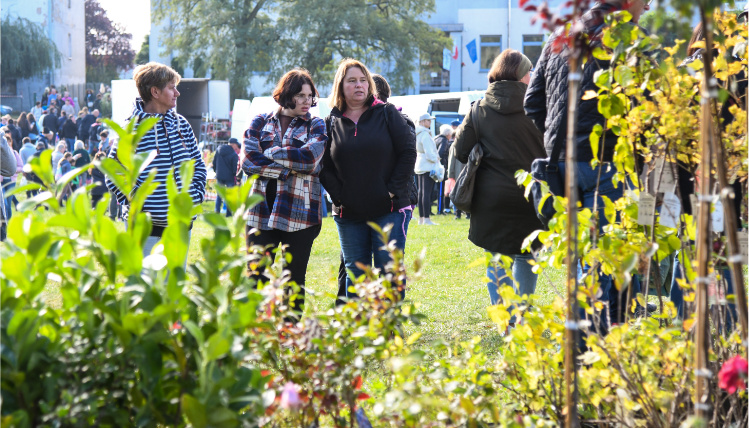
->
[[246, 224, 322, 316], [416, 173, 434, 218]]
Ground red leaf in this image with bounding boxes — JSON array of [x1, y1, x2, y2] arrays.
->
[[525, 5, 537, 12], [519, 0, 532, 8], [353, 375, 363, 390], [356, 393, 370, 401]]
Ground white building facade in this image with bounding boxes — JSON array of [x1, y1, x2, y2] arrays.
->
[[1, 0, 86, 110], [419, 0, 562, 93]]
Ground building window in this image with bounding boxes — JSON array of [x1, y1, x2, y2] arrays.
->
[[68, 33, 72, 58], [480, 35, 502, 71], [523, 35, 544, 67], [68, 0, 71, 8]]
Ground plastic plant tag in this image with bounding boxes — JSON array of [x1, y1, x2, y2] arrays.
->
[[654, 158, 676, 194], [707, 271, 726, 306], [638, 193, 656, 227], [659, 192, 681, 229], [712, 199, 724, 233], [739, 230, 748, 264]]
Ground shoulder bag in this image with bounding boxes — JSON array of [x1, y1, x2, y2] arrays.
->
[[449, 101, 483, 213]]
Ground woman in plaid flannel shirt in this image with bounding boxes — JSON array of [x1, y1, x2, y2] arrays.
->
[[242, 69, 327, 321]]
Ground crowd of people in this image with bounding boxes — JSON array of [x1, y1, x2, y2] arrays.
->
[[1, 0, 745, 340], [0, 86, 118, 235]]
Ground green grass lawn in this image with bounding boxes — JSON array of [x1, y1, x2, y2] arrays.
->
[[29, 196, 563, 347], [190, 201, 566, 347]]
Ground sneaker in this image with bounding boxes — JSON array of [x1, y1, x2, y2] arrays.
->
[[422, 218, 439, 226]]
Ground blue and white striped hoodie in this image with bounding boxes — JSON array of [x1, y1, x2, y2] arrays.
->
[[105, 99, 207, 228]]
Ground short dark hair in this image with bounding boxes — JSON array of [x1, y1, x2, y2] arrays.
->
[[22, 137, 30, 144], [133, 62, 181, 103], [272, 68, 318, 110], [488, 49, 523, 83], [100, 130, 109, 138], [372, 74, 391, 102]]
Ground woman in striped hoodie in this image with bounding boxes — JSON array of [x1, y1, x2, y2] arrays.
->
[[106, 62, 207, 257]]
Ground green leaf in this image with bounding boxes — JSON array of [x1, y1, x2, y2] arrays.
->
[[116, 233, 142, 275], [181, 394, 207, 428], [183, 320, 204, 346], [204, 332, 230, 362]]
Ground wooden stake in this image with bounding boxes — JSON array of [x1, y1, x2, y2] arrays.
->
[[564, 42, 582, 428], [694, 7, 715, 419]]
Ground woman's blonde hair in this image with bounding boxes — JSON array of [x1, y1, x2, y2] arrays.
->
[[329, 59, 376, 112]]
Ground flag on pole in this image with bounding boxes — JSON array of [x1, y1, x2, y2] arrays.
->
[[442, 48, 451, 70], [466, 39, 478, 63]]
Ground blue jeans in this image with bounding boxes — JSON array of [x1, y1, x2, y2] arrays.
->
[[559, 162, 625, 336], [214, 181, 235, 217], [65, 138, 75, 153], [487, 252, 538, 324], [334, 209, 412, 299], [670, 251, 737, 331], [2, 178, 14, 220]]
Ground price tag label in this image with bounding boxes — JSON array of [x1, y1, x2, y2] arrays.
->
[[738, 230, 748, 264], [712, 199, 724, 233], [707, 272, 726, 306], [689, 194, 698, 215], [660, 192, 681, 229], [638, 193, 656, 227], [654, 158, 677, 194]]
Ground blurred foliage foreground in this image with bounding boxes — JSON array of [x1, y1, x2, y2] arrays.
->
[[2, 11, 749, 428]]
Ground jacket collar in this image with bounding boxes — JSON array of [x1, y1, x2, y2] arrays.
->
[[132, 98, 177, 124], [270, 107, 312, 123]]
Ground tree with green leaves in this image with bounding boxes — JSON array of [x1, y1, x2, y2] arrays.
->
[[135, 35, 150, 66], [151, 0, 451, 101], [0, 16, 61, 87]]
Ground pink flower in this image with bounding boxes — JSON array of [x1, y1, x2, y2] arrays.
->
[[718, 356, 748, 394], [279, 382, 301, 410]]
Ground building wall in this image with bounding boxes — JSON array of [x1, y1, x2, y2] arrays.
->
[[422, 0, 561, 93], [1, 0, 86, 109]]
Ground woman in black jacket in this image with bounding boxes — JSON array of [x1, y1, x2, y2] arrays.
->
[[454, 49, 545, 328], [320, 59, 416, 300]]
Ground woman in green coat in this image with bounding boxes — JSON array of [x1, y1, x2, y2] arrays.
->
[[453, 49, 546, 327]]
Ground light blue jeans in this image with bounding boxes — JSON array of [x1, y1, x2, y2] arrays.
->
[[487, 252, 538, 324], [334, 209, 412, 300]]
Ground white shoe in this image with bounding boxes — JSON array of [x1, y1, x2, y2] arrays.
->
[[422, 218, 439, 226], [417, 217, 424, 225]]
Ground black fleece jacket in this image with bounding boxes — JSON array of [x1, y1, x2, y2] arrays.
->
[[320, 101, 416, 220]]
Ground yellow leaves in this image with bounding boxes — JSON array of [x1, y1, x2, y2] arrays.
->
[[582, 90, 599, 100]]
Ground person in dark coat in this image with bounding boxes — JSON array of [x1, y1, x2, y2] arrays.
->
[[523, 0, 651, 335], [212, 138, 241, 216], [61, 115, 78, 152], [42, 108, 59, 137], [454, 49, 545, 327], [77, 109, 98, 141]]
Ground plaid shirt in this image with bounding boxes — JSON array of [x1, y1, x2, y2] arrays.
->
[[242, 110, 326, 232]]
